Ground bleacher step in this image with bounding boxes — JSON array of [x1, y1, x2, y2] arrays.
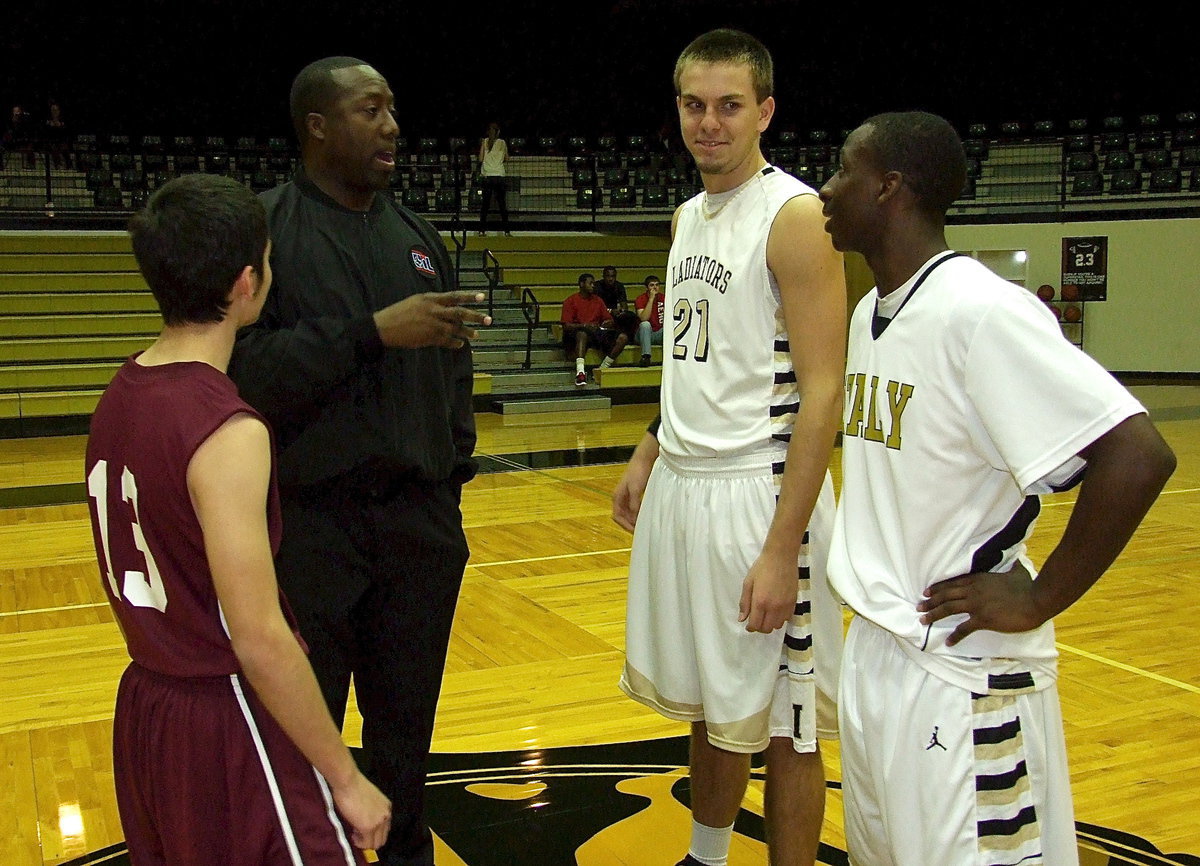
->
[[492, 395, 611, 414]]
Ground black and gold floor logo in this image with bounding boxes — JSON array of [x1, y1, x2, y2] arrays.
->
[[63, 737, 1199, 865]]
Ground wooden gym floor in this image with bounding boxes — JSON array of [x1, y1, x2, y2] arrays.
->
[[1, 388, 1198, 865]]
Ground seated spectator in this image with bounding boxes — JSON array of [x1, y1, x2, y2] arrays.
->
[[43, 100, 70, 170], [3, 105, 36, 169], [562, 272, 629, 386], [634, 275, 666, 367], [595, 265, 640, 340]]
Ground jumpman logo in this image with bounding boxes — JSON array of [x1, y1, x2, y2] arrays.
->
[[926, 726, 947, 751]]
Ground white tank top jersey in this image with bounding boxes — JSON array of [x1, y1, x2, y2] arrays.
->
[[828, 252, 1145, 691], [659, 166, 817, 464], [480, 139, 506, 176]]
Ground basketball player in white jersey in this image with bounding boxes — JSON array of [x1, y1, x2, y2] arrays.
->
[[819, 111, 1176, 865], [612, 29, 846, 866]]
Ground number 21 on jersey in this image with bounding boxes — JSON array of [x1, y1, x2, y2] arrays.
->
[[87, 460, 169, 612], [672, 297, 710, 362]]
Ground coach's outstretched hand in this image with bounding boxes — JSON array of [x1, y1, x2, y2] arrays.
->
[[917, 560, 1044, 646], [374, 291, 492, 349], [332, 769, 392, 852]]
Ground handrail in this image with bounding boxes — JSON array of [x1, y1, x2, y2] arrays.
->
[[448, 166, 467, 288], [520, 287, 540, 371], [482, 248, 502, 319]]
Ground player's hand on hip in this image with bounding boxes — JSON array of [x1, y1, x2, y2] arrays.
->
[[374, 291, 492, 349], [918, 560, 1045, 646], [739, 555, 795, 634], [331, 770, 392, 851]]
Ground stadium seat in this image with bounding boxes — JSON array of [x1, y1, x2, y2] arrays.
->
[[1072, 172, 1103, 195], [576, 187, 598, 209], [609, 186, 635, 207], [959, 177, 977, 200], [435, 187, 459, 211], [1110, 169, 1142, 193], [401, 187, 429, 211], [175, 154, 199, 173], [1136, 131, 1165, 151], [109, 153, 135, 172], [1180, 147, 1200, 168], [777, 130, 798, 146], [1100, 132, 1128, 152], [567, 136, 589, 153], [410, 169, 434, 188], [603, 167, 629, 187], [120, 169, 146, 190], [634, 167, 657, 186], [94, 186, 123, 208], [1191, 169, 1200, 191], [1064, 134, 1093, 152], [1067, 152, 1097, 172], [250, 170, 275, 192], [1033, 120, 1055, 135], [642, 186, 668, 207], [1142, 149, 1172, 170], [1174, 129, 1198, 148], [572, 168, 595, 189], [85, 169, 113, 190], [965, 157, 981, 178], [143, 153, 167, 172], [1067, 118, 1089, 132], [1102, 115, 1125, 131], [1104, 151, 1134, 171], [1149, 169, 1181, 192]]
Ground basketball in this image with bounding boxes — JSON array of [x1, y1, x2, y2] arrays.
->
[[1037, 284, 1055, 301], [1064, 304, 1082, 322], [1047, 303, 1063, 320], [1061, 283, 1081, 302]]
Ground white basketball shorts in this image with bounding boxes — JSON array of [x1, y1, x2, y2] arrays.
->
[[620, 451, 839, 753], [839, 615, 1078, 866]]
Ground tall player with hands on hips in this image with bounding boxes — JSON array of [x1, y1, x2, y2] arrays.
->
[[819, 110, 1175, 866]]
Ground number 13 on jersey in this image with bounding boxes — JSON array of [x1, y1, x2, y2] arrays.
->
[[87, 460, 169, 612]]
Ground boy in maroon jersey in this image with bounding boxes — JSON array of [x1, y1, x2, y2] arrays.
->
[[85, 173, 390, 864]]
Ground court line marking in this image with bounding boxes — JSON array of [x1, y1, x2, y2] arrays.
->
[[0, 601, 108, 619], [1041, 485, 1200, 507], [473, 548, 632, 568], [1055, 641, 1200, 695]]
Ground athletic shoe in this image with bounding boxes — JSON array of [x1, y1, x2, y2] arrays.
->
[[575, 371, 587, 387], [639, 354, 651, 367], [675, 857, 706, 866]]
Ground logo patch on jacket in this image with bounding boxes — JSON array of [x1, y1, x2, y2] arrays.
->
[[410, 246, 437, 279]]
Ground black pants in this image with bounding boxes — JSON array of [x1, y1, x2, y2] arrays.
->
[[276, 477, 469, 866], [479, 176, 509, 233]]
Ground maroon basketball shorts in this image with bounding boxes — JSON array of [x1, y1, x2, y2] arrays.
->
[[113, 662, 366, 865]]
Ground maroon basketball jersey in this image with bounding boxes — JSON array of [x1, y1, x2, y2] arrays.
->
[[85, 356, 298, 676]]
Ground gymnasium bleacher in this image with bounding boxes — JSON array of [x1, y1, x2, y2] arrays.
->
[[2, 110, 1198, 432]]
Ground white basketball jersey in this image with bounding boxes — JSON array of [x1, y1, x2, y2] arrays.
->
[[828, 252, 1145, 690], [659, 166, 817, 462]]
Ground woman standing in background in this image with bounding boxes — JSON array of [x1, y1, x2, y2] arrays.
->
[[478, 122, 511, 236]]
